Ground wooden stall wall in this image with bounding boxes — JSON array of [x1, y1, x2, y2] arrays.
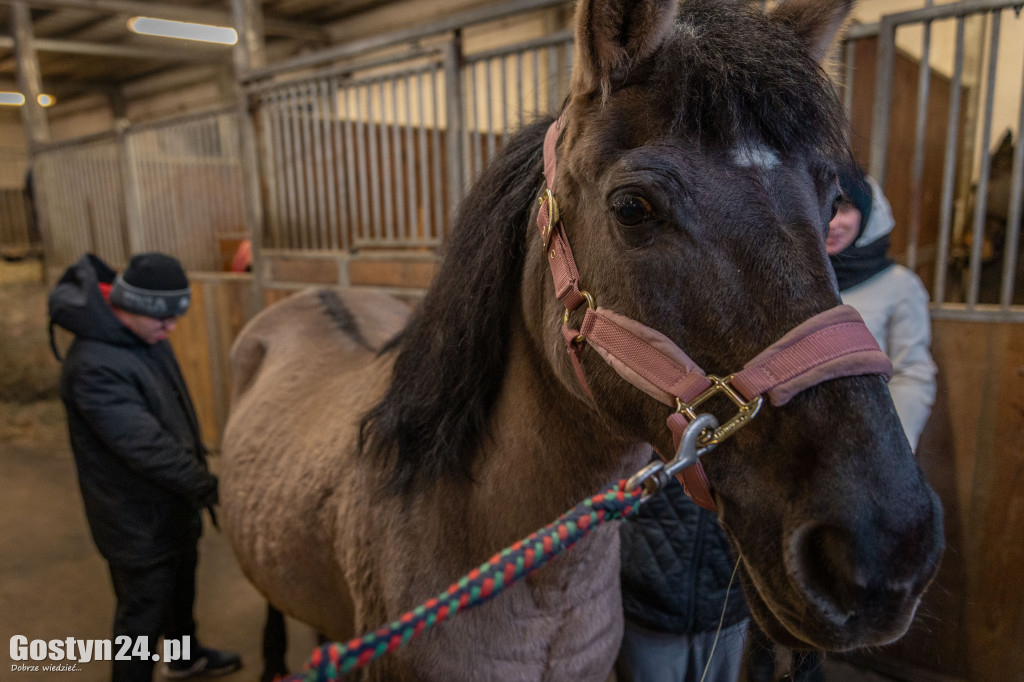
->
[[168, 273, 258, 447], [839, 38, 1024, 682]]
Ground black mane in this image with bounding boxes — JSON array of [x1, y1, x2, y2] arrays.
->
[[358, 119, 550, 494]]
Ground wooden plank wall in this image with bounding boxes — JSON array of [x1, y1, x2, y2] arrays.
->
[[168, 273, 258, 446]]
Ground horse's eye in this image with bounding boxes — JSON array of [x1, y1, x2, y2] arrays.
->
[[612, 195, 653, 227]]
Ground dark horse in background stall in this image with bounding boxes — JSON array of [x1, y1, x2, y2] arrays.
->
[[952, 130, 1024, 305], [220, 0, 945, 679]]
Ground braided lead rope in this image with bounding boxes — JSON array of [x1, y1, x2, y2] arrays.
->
[[280, 480, 644, 681]]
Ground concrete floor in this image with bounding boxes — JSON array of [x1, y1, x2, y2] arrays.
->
[[0, 400, 901, 682], [0, 403, 319, 681]]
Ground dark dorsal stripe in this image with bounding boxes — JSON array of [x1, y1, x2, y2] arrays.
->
[[318, 289, 372, 351]]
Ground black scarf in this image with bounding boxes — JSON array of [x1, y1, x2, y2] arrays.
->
[[830, 234, 893, 291]]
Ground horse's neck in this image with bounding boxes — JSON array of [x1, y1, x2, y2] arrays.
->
[[386, 319, 646, 681], [463, 313, 651, 556]]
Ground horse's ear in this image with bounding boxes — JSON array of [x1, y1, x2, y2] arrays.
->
[[571, 0, 678, 100], [771, 0, 854, 63], [991, 129, 1014, 175]]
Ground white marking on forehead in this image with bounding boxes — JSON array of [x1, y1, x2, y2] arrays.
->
[[731, 143, 781, 170]]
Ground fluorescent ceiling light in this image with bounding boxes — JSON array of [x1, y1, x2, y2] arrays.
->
[[0, 92, 56, 107], [128, 17, 237, 45]]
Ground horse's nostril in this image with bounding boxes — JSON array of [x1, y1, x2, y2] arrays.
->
[[787, 522, 869, 621]]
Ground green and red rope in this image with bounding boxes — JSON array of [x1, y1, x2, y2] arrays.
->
[[280, 479, 644, 681]]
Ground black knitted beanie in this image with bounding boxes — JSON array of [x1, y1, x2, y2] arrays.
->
[[109, 253, 191, 318]]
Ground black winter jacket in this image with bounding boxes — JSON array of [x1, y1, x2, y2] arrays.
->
[[620, 466, 750, 634], [49, 254, 216, 568]]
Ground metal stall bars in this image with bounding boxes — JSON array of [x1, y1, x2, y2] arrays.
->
[[254, 47, 448, 252], [242, 0, 573, 261], [251, 29, 576, 254], [460, 29, 573, 185], [868, 0, 1024, 320], [125, 108, 247, 272], [33, 133, 126, 271]]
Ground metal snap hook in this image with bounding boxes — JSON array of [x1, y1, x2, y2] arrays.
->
[[625, 413, 720, 502], [665, 413, 720, 477]]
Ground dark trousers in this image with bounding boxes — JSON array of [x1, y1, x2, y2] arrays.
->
[[108, 543, 198, 682]]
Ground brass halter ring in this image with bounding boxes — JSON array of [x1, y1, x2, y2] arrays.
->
[[675, 375, 764, 447], [563, 291, 596, 345]]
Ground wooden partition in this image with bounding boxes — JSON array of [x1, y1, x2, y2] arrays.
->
[[168, 273, 259, 446], [848, 318, 1024, 682]]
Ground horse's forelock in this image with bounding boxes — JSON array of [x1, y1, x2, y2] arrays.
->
[[656, 0, 847, 156], [358, 119, 551, 495]]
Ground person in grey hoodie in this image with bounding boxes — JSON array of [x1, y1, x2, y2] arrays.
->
[[49, 252, 240, 681]]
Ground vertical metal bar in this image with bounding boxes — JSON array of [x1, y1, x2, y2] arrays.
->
[[417, 69, 430, 242], [327, 78, 343, 251], [343, 85, 358, 249], [443, 32, 465, 224], [907, 19, 933, 272], [516, 51, 524, 128], [999, 41, 1024, 309], [548, 46, 558, 114], [266, 93, 282, 249], [565, 40, 572, 102], [869, 19, 897, 186], [312, 79, 330, 250], [967, 11, 1001, 308], [232, 0, 266, 300], [380, 78, 395, 243], [301, 84, 319, 249], [932, 18, 965, 306], [272, 91, 291, 249], [356, 84, 371, 245], [367, 81, 383, 244], [401, 71, 413, 240], [432, 67, 444, 240], [471, 61, 482, 180], [843, 39, 856, 139], [255, 95, 274, 250], [500, 54, 508, 141], [532, 48, 541, 116], [287, 87, 306, 249], [391, 76, 405, 243], [485, 58, 495, 165]]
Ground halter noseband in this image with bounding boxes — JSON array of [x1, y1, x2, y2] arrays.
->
[[537, 119, 892, 511]]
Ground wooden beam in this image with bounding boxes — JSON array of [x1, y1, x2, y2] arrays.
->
[[0, 0, 329, 42], [0, 35, 227, 60], [11, 1, 49, 145]]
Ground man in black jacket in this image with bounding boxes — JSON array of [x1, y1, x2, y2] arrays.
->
[[50, 253, 241, 681]]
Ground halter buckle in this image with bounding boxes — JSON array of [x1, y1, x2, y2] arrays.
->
[[676, 375, 763, 446], [539, 189, 559, 249]]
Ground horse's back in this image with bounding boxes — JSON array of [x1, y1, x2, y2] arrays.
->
[[221, 287, 409, 637], [228, 286, 409, 405]]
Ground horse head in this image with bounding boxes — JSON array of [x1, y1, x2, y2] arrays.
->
[[528, 0, 944, 651]]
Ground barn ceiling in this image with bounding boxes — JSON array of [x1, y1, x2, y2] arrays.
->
[[0, 0, 409, 104]]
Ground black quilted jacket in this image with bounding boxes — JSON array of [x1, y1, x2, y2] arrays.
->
[[620, 467, 750, 634], [49, 254, 216, 567]]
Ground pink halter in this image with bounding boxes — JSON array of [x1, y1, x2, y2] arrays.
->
[[537, 119, 892, 511]]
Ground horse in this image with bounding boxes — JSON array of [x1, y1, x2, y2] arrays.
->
[[952, 130, 1024, 305], [221, 0, 945, 679]]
